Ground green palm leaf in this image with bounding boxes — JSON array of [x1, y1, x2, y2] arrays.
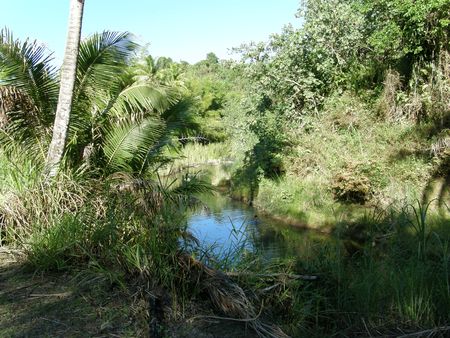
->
[[109, 83, 180, 119], [161, 97, 199, 135], [103, 117, 164, 173], [66, 31, 137, 160], [75, 31, 137, 100], [0, 28, 58, 127]]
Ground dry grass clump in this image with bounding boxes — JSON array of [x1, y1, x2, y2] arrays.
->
[[0, 172, 92, 244], [377, 51, 450, 125], [430, 133, 450, 158], [332, 172, 371, 205], [376, 69, 423, 122], [377, 69, 403, 121], [331, 162, 373, 205]]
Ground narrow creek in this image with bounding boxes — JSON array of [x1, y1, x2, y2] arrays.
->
[[187, 191, 331, 261]]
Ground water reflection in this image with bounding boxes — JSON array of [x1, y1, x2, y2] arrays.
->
[[187, 192, 328, 260]]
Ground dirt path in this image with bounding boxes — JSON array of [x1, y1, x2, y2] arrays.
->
[[0, 249, 258, 338], [0, 248, 143, 337]]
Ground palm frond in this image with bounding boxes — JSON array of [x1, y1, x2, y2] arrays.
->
[[161, 97, 199, 135], [133, 98, 199, 172], [102, 116, 164, 173], [0, 28, 58, 126], [172, 173, 212, 195], [66, 31, 138, 162], [0, 117, 50, 155], [109, 83, 180, 119], [75, 31, 137, 100], [132, 55, 157, 83]]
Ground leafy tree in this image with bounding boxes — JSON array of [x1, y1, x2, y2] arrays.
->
[[362, 0, 450, 62], [0, 30, 188, 176], [205, 52, 219, 67], [180, 54, 236, 142], [237, 0, 449, 120]]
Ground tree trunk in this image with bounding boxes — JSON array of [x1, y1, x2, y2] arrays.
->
[[45, 0, 84, 177]]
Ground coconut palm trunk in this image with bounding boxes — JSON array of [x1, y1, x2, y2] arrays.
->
[[45, 0, 84, 177]]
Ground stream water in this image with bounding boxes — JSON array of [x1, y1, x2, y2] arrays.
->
[[186, 192, 328, 261]]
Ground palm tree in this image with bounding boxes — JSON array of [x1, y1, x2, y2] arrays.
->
[[132, 54, 186, 87], [1, 29, 189, 177], [45, 0, 85, 177]]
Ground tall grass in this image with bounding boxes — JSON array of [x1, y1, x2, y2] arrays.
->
[[209, 201, 450, 337], [0, 148, 90, 245], [405, 200, 434, 260], [2, 133, 448, 337]]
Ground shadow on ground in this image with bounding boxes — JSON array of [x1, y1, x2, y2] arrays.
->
[[0, 249, 141, 338], [0, 249, 259, 338]]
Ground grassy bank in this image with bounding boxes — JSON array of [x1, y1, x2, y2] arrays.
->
[[217, 92, 447, 229], [0, 149, 288, 338], [183, 195, 450, 337], [166, 131, 450, 336]]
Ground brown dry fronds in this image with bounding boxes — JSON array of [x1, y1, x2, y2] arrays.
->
[[403, 91, 424, 122], [432, 50, 450, 127], [177, 253, 290, 338], [0, 85, 39, 128], [430, 132, 450, 158]]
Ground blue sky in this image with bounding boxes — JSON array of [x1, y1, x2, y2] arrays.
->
[[0, 0, 301, 65]]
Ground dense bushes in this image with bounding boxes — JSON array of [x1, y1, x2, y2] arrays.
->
[[218, 0, 449, 218]]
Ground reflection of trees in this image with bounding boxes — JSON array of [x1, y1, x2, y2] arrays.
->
[[252, 220, 330, 259], [189, 191, 335, 260]]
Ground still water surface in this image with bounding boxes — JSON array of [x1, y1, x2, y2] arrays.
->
[[187, 192, 328, 260]]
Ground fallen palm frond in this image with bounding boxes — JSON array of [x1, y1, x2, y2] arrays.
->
[[177, 253, 290, 338], [225, 271, 318, 281], [395, 325, 450, 338]]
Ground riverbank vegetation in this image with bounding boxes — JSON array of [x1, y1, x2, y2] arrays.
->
[[1, 0, 449, 337]]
